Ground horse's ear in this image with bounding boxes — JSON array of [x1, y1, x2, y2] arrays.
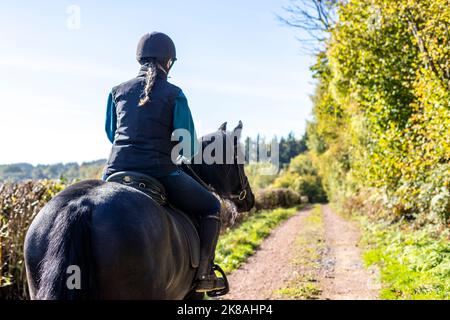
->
[[234, 120, 243, 131], [218, 122, 227, 131], [234, 121, 243, 132], [233, 121, 243, 140]]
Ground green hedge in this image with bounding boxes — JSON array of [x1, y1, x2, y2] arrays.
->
[[254, 188, 304, 210], [0, 180, 65, 299], [305, 0, 450, 224]]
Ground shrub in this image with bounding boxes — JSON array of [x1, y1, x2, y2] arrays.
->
[[272, 154, 328, 203], [254, 188, 303, 210], [0, 180, 65, 299], [430, 188, 450, 224]]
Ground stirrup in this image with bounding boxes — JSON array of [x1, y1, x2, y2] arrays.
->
[[206, 264, 229, 297]]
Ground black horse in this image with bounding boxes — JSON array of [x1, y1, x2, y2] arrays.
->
[[24, 122, 254, 300]]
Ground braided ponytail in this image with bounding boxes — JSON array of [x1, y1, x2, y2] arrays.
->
[[139, 61, 158, 106]]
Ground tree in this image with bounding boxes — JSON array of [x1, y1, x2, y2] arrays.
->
[[277, 0, 339, 52], [279, 132, 307, 165]]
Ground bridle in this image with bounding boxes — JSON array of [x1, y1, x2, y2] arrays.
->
[[223, 163, 249, 201]]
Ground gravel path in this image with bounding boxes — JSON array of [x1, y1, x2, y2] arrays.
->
[[223, 205, 379, 300], [320, 205, 379, 299], [223, 207, 312, 300]]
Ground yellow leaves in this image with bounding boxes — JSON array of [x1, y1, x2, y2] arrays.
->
[[308, 0, 450, 221]]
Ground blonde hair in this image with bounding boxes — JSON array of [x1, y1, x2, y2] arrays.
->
[[139, 61, 158, 106]]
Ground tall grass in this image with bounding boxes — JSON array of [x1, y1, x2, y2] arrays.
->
[[361, 217, 450, 300]]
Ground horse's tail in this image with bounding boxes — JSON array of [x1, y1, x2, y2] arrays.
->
[[36, 187, 98, 300]]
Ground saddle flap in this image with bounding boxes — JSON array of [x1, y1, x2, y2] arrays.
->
[[167, 208, 200, 269]]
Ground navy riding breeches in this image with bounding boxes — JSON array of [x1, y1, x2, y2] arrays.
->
[[157, 170, 221, 218]]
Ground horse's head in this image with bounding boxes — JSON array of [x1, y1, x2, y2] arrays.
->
[[192, 121, 255, 212]]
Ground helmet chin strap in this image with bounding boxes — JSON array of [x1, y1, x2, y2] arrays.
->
[[157, 64, 168, 74], [156, 58, 175, 75]]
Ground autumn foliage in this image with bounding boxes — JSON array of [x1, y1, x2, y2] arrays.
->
[[306, 0, 450, 224]]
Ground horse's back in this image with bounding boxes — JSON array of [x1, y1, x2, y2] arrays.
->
[[25, 179, 196, 300], [90, 181, 177, 299]]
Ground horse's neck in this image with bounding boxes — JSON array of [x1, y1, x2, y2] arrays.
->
[[187, 162, 216, 192], [189, 133, 229, 192], [188, 163, 207, 183]]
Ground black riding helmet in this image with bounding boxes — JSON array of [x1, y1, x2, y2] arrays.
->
[[136, 32, 177, 66]]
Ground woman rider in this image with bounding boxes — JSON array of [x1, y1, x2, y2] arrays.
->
[[102, 32, 225, 293]]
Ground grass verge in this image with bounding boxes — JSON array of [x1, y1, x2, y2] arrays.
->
[[215, 207, 300, 274], [360, 217, 450, 299]]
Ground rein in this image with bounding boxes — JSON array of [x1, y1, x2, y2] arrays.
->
[[183, 162, 248, 202]]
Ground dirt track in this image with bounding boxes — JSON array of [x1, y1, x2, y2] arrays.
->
[[224, 205, 379, 300]]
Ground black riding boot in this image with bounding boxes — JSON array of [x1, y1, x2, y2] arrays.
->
[[195, 214, 226, 293]]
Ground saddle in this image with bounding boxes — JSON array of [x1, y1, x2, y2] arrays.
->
[[105, 171, 200, 268], [106, 171, 167, 206]]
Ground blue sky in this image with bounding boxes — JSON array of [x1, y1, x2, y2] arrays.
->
[[0, 0, 315, 165]]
